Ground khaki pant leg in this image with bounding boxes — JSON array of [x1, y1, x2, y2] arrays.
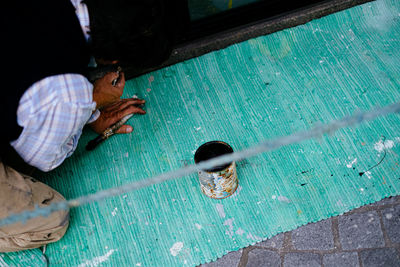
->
[[0, 162, 69, 252]]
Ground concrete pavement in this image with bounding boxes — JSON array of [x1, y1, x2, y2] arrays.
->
[[201, 196, 400, 267]]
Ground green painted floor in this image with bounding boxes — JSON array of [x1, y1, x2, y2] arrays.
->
[[2, 0, 400, 266]]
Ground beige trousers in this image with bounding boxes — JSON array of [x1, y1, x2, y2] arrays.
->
[[0, 162, 69, 252]]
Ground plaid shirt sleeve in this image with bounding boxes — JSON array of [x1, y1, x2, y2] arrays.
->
[[10, 74, 97, 171]]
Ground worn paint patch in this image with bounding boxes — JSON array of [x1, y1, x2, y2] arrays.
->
[[362, 0, 399, 32], [0, 255, 10, 267], [216, 204, 226, 218], [374, 139, 394, 152], [111, 208, 118, 217], [236, 228, 245, 236], [170, 242, 184, 257], [78, 249, 116, 267], [231, 185, 243, 198], [247, 233, 262, 241], [277, 196, 291, 203], [224, 218, 235, 237], [346, 158, 358, 168], [195, 223, 202, 230]]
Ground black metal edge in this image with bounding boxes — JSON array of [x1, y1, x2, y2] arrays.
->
[[186, 0, 324, 41]]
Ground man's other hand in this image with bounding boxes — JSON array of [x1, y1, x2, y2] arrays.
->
[[92, 71, 126, 109], [90, 98, 146, 134]]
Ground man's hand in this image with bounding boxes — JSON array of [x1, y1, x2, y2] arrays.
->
[[92, 71, 126, 109], [90, 98, 146, 134]]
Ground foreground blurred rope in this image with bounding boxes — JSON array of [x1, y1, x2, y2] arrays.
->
[[1, 102, 400, 227]]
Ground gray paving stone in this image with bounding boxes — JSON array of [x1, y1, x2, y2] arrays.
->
[[247, 249, 280, 267], [371, 196, 399, 207], [258, 233, 284, 249], [360, 248, 400, 267], [201, 249, 242, 267], [323, 252, 359, 267], [338, 211, 384, 250], [382, 205, 400, 244], [292, 218, 334, 250], [283, 252, 321, 267]]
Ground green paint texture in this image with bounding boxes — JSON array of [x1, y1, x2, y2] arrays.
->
[[2, 0, 400, 265]]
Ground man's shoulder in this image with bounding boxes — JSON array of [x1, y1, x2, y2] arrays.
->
[[20, 74, 94, 114]]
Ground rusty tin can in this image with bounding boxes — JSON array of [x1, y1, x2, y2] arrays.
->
[[194, 141, 238, 199]]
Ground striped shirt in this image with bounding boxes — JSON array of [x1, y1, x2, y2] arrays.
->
[[10, 0, 99, 171]]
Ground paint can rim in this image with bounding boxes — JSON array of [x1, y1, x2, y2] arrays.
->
[[194, 141, 234, 172]]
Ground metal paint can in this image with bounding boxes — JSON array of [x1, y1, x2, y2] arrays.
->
[[194, 141, 238, 199]]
